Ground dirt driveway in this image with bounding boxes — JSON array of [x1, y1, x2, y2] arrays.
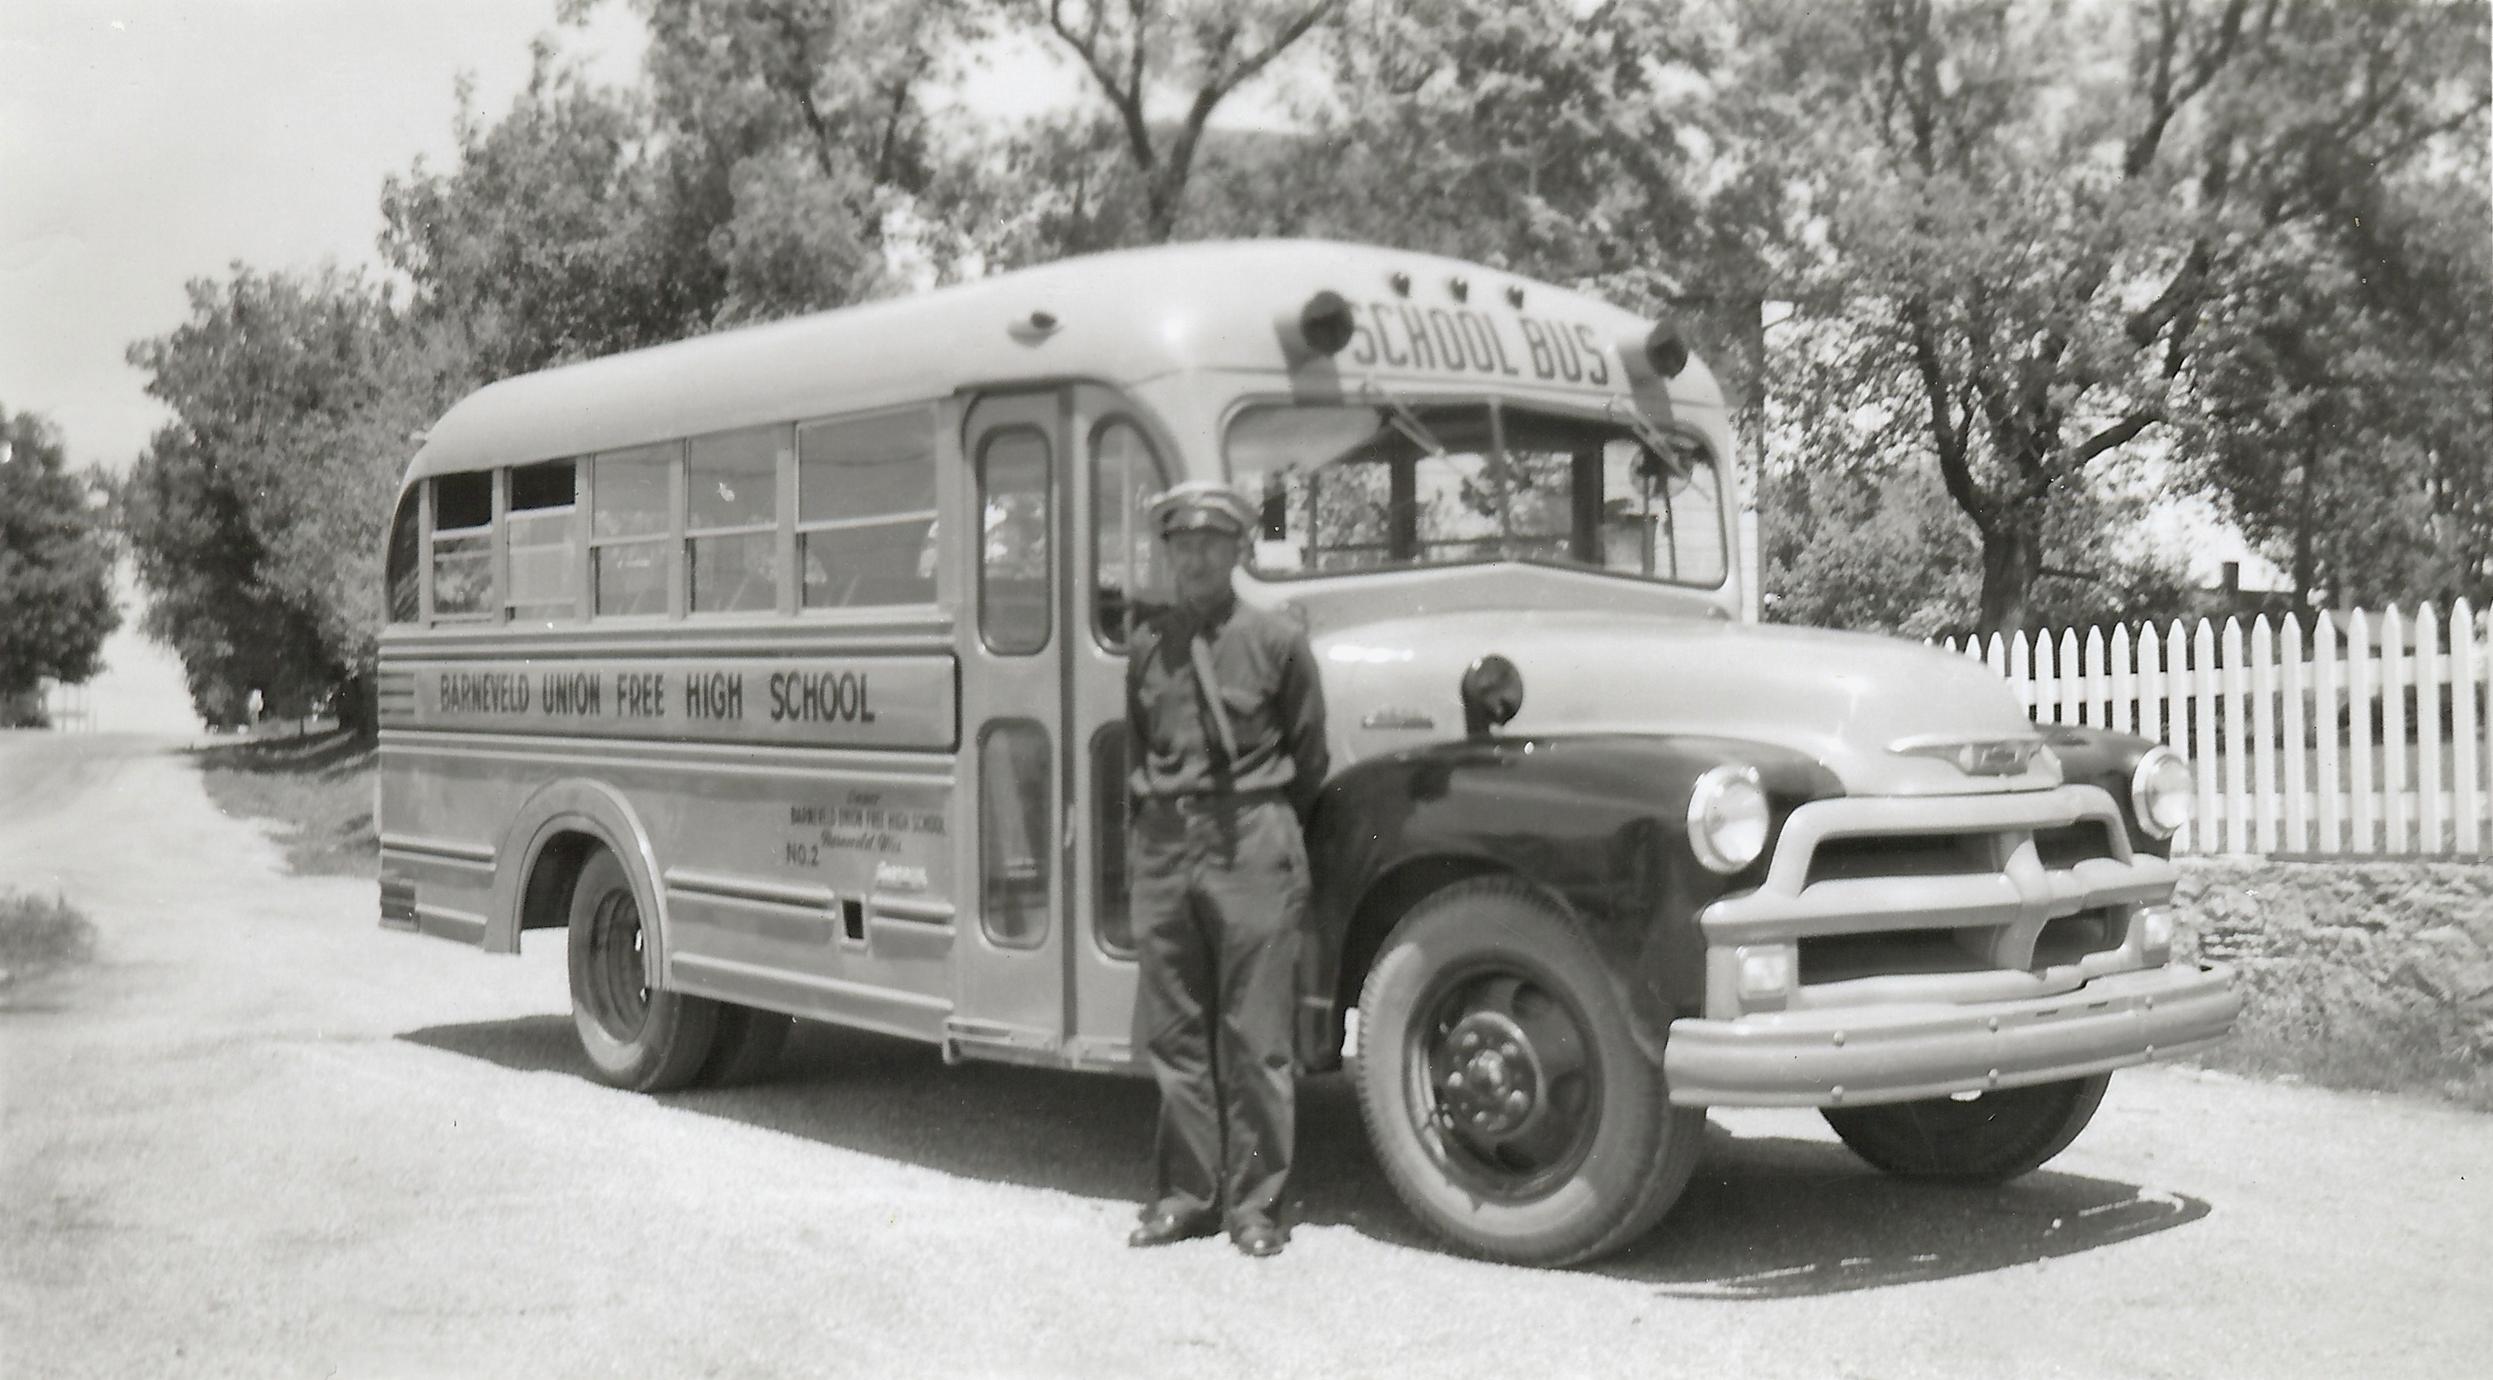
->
[[3, 732, 2487, 1379]]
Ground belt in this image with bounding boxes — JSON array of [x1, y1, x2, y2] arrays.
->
[[1139, 788, 1288, 811]]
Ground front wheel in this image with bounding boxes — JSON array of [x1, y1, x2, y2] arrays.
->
[[1821, 1074, 2112, 1182], [1354, 879, 1703, 1266], [566, 849, 721, 1093]]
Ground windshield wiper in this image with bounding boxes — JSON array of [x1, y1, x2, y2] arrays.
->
[[1605, 397, 1687, 482], [1361, 379, 1447, 458]]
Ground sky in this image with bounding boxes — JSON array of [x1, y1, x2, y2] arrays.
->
[[0, 1, 1114, 478], [2, 1, 652, 474]]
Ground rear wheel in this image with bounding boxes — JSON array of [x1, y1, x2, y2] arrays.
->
[[1821, 1074, 2112, 1182], [696, 1004, 796, 1088], [1353, 879, 1702, 1266], [566, 849, 720, 1093]]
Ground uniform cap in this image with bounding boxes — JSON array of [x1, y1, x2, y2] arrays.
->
[[1151, 480, 1256, 537]]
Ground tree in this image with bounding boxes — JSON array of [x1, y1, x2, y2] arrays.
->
[[122, 268, 459, 732], [0, 406, 121, 719], [2180, 135, 2493, 608], [381, 48, 721, 379], [1720, 0, 2490, 635], [1010, 0, 1342, 245], [1295, 0, 1720, 290], [612, 0, 988, 315]]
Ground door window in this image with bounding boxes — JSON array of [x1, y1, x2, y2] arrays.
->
[[977, 429, 1052, 654], [1090, 419, 1165, 651], [1090, 726, 1132, 955], [979, 720, 1052, 947]]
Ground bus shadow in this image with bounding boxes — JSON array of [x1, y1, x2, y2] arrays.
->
[[400, 1015, 2208, 1295], [1595, 1129, 2211, 1296]]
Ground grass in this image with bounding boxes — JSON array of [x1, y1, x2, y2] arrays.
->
[[0, 890, 98, 988], [192, 728, 379, 878], [2184, 962, 2493, 1114]]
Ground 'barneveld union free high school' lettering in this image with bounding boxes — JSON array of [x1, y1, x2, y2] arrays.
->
[[433, 667, 882, 724]]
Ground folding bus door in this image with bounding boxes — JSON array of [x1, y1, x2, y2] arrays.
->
[[948, 390, 1070, 1063], [1062, 384, 1173, 1070]]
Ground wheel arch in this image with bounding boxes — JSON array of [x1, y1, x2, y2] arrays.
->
[[487, 779, 672, 984], [1304, 735, 1835, 1073]]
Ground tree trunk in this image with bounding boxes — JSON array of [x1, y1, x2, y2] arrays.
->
[[335, 670, 379, 743], [1976, 514, 2045, 637]]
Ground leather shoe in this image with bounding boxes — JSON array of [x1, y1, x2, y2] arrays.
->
[[1127, 1211, 1218, 1249], [1230, 1220, 1287, 1258]]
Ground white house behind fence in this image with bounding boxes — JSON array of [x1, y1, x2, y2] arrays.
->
[[1946, 600, 2493, 859]]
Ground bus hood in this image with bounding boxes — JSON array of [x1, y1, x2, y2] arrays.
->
[[1299, 606, 2058, 797]]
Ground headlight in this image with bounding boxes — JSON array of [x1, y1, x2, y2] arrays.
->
[[1687, 764, 1770, 874], [2130, 746, 2195, 838], [1459, 654, 1523, 735]]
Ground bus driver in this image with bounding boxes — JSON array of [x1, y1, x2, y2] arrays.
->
[[1123, 480, 1329, 1259]]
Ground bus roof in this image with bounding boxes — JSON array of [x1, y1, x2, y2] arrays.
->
[[399, 238, 1723, 485]]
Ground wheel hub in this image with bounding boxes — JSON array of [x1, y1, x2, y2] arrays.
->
[[1439, 1011, 1542, 1137]]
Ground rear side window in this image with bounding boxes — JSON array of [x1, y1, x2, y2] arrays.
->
[[592, 442, 676, 617], [430, 472, 493, 619], [384, 490, 421, 624], [688, 426, 786, 614], [505, 460, 579, 621], [799, 408, 938, 609]]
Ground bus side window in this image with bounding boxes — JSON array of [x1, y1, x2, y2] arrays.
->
[[1091, 418, 1164, 652], [798, 407, 938, 609], [976, 429, 1051, 655], [430, 472, 494, 620], [591, 442, 675, 617], [505, 460, 579, 622], [686, 426, 784, 615], [385, 488, 421, 624]]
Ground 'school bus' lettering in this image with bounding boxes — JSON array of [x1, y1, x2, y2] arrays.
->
[[1342, 299, 1613, 387]]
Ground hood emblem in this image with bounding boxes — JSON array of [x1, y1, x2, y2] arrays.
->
[[1361, 707, 1439, 731], [1891, 734, 2047, 778]]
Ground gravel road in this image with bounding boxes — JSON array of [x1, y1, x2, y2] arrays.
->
[[2, 731, 2487, 1379]]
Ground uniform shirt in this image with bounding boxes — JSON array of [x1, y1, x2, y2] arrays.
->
[[1126, 596, 1329, 818]]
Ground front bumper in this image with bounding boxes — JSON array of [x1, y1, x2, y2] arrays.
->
[[1662, 960, 2241, 1108]]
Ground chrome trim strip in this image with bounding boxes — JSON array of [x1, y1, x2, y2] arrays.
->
[[377, 732, 957, 787], [870, 894, 955, 926], [379, 833, 496, 868], [664, 867, 836, 911], [413, 904, 489, 944]]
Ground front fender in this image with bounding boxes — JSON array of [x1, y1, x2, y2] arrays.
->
[[2037, 724, 2170, 856], [1301, 735, 1841, 1069]]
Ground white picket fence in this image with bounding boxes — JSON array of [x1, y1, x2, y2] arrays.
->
[[1942, 600, 2493, 858]]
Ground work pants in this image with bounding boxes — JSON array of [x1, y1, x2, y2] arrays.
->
[[1130, 792, 1307, 1230]]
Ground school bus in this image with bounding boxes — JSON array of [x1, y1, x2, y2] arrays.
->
[[376, 239, 2239, 1265]]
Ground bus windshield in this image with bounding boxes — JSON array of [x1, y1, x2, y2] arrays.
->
[[1225, 400, 1727, 587]]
